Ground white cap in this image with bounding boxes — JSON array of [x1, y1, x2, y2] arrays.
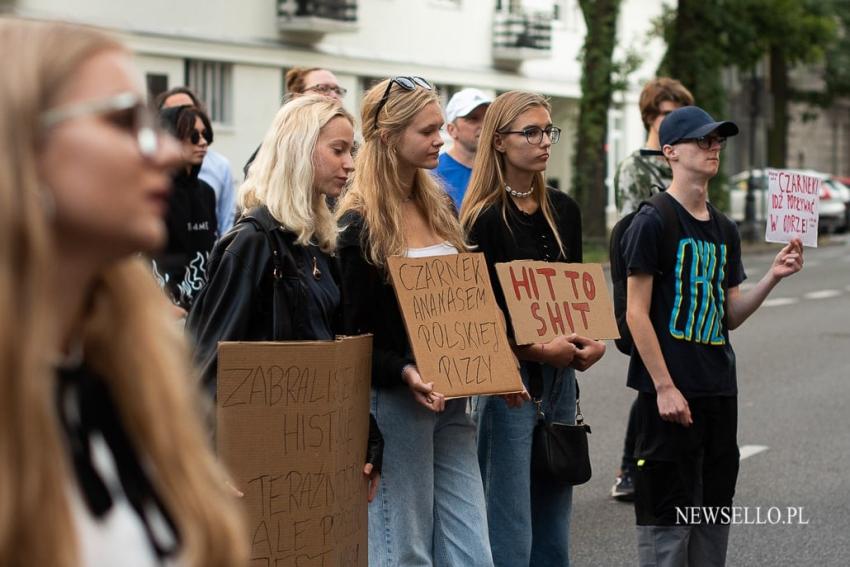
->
[[445, 88, 492, 123]]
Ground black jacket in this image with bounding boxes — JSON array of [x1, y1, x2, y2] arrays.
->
[[186, 206, 383, 470], [186, 206, 334, 394], [337, 210, 415, 389]]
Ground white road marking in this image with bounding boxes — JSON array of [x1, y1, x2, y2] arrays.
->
[[739, 445, 769, 460], [804, 260, 820, 268], [762, 297, 798, 307], [804, 289, 842, 300]]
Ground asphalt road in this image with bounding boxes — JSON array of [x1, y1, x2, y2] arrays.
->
[[569, 234, 850, 566]]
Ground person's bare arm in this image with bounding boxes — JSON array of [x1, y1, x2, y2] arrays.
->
[[726, 239, 803, 330], [627, 273, 692, 427]]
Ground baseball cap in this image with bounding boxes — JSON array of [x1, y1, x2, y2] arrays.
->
[[659, 106, 739, 148], [445, 88, 492, 123]]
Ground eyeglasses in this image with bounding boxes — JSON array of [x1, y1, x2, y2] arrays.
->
[[189, 128, 211, 145], [41, 92, 159, 159], [676, 135, 727, 150], [304, 84, 348, 98], [373, 76, 433, 122], [500, 125, 561, 145]]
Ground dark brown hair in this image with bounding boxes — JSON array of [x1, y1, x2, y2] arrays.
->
[[639, 77, 694, 130]]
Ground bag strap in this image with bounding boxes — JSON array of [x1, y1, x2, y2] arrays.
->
[[529, 365, 583, 425], [240, 213, 292, 339]]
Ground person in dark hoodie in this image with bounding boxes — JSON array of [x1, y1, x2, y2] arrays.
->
[[153, 105, 218, 311]]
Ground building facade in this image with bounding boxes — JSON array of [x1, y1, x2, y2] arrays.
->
[[8, 0, 668, 221]]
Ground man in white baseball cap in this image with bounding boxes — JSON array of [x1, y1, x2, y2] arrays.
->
[[435, 88, 492, 206]]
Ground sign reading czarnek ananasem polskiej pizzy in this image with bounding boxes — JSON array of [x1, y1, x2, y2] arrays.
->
[[765, 169, 820, 248]]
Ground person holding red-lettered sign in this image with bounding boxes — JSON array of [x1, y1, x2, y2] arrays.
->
[[460, 91, 606, 567]]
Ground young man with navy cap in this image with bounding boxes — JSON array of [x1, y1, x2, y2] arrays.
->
[[621, 106, 804, 566], [435, 88, 492, 206]]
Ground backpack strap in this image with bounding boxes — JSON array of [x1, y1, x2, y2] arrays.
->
[[645, 191, 681, 276]]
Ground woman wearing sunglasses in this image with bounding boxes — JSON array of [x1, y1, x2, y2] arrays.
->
[[0, 18, 246, 566], [186, 95, 382, 498], [336, 77, 493, 566], [153, 105, 218, 312], [460, 91, 606, 566]]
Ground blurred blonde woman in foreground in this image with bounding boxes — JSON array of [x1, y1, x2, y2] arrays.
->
[[0, 18, 247, 566]]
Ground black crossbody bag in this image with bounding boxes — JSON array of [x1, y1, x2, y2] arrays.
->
[[529, 365, 592, 486]]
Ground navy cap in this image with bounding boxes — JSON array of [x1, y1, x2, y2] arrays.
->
[[659, 106, 739, 148]]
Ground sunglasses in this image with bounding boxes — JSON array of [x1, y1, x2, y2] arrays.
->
[[189, 128, 212, 145], [373, 76, 433, 122], [41, 92, 159, 158]]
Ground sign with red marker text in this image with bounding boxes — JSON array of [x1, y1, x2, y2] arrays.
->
[[765, 169, 820, 248], [495, 261, 620, 345], [387, 253, 523, 398], [217, 336, 372, 567]]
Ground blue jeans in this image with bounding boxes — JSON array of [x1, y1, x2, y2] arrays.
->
[[369, 386, 493, 567], [477, 362, 577, 567]]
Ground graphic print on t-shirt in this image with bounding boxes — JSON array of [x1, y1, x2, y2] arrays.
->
[[669, 237, 728, 346]]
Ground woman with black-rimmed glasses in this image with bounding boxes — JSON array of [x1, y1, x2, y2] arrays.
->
[[153, 104, 218, 312], [336, 76, 494, 566], [460, 91, 606, 566]]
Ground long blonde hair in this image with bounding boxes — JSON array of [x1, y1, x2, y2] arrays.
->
[[460, 91, 565, 256], [240, 95, 352, 253], [0, 18, 246, 567], [336, 78, 466, 267]]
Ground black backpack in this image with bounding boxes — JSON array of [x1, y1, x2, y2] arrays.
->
[[609, 191, 680, 355], [609, 191, 737, 355]]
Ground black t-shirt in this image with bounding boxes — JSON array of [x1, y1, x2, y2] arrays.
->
[[467, 188, 582, 340], [622, 198, 746, 397], [294, 243, 339, 341]]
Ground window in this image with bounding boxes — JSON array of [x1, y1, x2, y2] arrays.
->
[[552, 0, 579, 30], [185, 59, 233, 124], [145, 73, 168, 104]]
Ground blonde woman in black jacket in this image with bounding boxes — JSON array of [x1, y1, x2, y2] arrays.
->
[[187, 95, 382, 493]]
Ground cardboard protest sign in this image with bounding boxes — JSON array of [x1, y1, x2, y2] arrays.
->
[[217, 336, 372, 567], [387, 253, 523, 398], [494, 261, 620, 345], [765, 168, 820, 248]]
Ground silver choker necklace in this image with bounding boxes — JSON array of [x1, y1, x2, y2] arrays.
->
[[505, 184, 533, 198]]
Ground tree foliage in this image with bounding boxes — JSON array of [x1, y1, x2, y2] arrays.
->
[[657, 0, 839, 171], [571, 0, 622, 241]]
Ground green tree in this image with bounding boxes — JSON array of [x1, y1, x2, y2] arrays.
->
[[571, 0, 621, 242], [658, 0, 836, 169], [724, 0, 835, 167]]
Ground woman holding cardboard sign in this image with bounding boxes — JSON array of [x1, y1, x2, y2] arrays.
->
[[336, 77, 494, 566], [0, 18, 247, 566], [186, 95, 382, 499], [460, 90, 606, 566]]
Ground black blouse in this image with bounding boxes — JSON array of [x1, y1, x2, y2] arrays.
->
[[336, 210, 415, 389], [467, 187, 583, 339]]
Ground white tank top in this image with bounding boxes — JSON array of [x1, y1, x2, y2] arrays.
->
[[405, 242, 458, 258]]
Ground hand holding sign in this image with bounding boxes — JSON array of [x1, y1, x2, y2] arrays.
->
[[770, 238, 804, 280]]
